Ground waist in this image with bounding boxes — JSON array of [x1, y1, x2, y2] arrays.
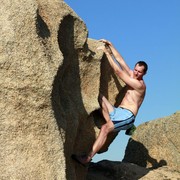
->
[[119, 106, 136, 116]]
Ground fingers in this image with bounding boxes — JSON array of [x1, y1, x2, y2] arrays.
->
[[97, 45, 112, 56], [105, 45, 113, 54], [99, 39, 111, 45], [99, 39, 106, 42]]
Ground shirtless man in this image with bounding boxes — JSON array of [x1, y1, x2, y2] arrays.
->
[[72, 39, 148, 166]]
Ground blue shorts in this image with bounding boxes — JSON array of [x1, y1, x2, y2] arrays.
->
[[109, 107, 135, 132]]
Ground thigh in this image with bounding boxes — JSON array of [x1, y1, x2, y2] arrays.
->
[[101, 96, 114, 113]]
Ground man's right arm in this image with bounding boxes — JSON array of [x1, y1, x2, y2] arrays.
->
[[100, 39, 131, 76], [99, 45, 144, 91]]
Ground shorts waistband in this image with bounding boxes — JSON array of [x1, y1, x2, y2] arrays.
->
[[119, 107, 135, 117]]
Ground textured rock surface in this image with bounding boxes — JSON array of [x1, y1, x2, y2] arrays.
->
[[0, 0, 124, 179], [87, 160, 180, 180], [140, 166, 180, 180], [87, 160, 149, 180], [123, 111, 180, 170], [2, 0, 179, 179]]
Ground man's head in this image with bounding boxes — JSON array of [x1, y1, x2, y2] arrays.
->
[[133, 61, 148, 80]]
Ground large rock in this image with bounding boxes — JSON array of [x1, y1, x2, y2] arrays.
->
[[3, 1, 179, 179], [0, 0, 124, 179], [123, 111, 180, 170], [87, 160, 149, 180], [87, 160, 180, 180]]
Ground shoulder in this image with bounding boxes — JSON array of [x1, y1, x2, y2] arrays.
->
[[138, 79, 146, 93], [141, 79, 146, 88], [133, 79, 146, 92]]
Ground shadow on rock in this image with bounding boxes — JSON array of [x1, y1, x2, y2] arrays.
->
[[123, 139, 167, 169], [87, 160, 150, 180], [87, 139, 167, 180]]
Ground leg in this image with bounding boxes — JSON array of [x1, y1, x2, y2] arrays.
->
[[72, 99, 115, 164], [72, 94, 115, 165], [89, 121, 114, 158], [88, 94, 114, 158], [98, 94, 114, 123], [72, 121, 114, 165]]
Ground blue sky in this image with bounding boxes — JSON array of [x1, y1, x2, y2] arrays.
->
[[64, 0, 180, 162]]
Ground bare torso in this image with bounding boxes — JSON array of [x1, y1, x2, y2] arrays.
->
[[119, 82, 146, 116]]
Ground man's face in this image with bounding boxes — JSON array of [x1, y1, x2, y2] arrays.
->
[[133, 64, 145, 80]]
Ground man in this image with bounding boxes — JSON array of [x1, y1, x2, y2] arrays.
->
[[72, 39, 148, 166]]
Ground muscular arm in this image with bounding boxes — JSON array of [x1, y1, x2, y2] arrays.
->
[[98, 44, 143, 91], [100, 39, 131, 76]]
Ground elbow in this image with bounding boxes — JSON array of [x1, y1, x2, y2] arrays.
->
[[115, 70, 125, 80]]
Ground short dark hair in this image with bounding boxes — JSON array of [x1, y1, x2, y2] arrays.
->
[[135, 61, 148, 74]]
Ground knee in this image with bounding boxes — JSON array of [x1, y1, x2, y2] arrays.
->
[[100, 125, 108, 137], [101, 123, 114, 135]]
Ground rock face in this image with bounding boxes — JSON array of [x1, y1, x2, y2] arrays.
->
[[87, 160, 180, 180], [1, 0, 179, 179], [123, 111, 180, 170], [0, 0, 124, 179], [87, 160, 150, 180]]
